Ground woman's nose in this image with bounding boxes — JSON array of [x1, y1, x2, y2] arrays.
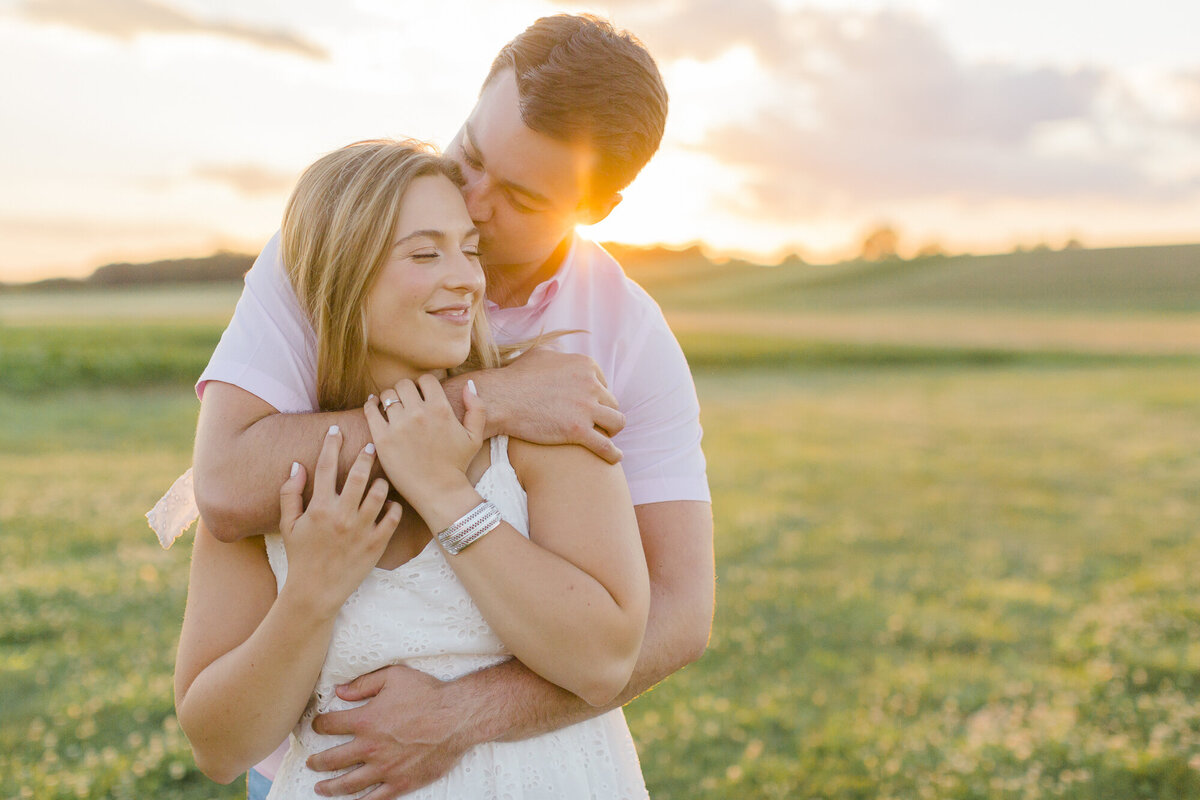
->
[[449, 251, 485, 294]]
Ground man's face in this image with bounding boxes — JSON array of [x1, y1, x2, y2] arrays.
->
[[446, 69, 599, 275]]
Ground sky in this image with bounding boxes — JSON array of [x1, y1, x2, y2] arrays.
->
[[2, 0, 1200, 281]]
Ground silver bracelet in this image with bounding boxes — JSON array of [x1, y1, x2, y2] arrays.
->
[[437, 501, 502, 555]]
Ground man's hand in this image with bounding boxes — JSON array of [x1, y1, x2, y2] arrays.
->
[[307, 666, 476, 798], [477, 348, 625, 463]]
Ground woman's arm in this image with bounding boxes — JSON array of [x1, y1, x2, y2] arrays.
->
[[174, 431, 400, 782], [444, 439, 650, 707], [367, 377, 650, 707]]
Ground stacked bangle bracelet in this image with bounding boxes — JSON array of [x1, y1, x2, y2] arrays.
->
[[437, 501, 502, 555]]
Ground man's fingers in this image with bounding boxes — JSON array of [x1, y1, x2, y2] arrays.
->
[[595, 385, 620, 411], [581, 428, 623, 464], [312, 425, 342, 497], [310, 705, 359, 736], [313, 764, 381, 798], [336, 666, 389, 701], [305, 738, 365, 773], [360, 782, 405, 800], [593, 405, 626, 437]]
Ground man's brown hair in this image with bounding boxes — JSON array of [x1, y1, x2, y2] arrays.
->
[[484, 14, 668, 202]]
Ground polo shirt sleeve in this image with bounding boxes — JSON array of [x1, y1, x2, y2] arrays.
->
[[195, 232, 319, 414], [613, 312, 711, 506]]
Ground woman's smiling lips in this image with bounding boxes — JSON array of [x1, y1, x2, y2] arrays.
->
[[427, 303, 472, 325]]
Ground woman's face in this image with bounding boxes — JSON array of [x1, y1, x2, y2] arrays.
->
[[364, 174, 484, 388]]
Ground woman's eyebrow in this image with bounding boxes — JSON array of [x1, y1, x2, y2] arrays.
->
[[393, 227, 480, 247]]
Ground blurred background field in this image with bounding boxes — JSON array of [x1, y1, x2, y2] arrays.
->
[[2, 244, 1199, 798]]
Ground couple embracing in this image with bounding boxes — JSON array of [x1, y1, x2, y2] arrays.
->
[[155, 14, 713, 800]]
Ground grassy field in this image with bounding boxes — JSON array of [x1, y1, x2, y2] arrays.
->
[[2, 257, 1199, 798]]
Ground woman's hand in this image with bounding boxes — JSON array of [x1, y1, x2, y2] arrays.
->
[[365, 375, 486, 507], [278, 426, 402, 618]]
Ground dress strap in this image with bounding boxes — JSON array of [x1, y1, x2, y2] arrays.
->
[[263, 534, 289, 592], [488, 435, 511, 469]]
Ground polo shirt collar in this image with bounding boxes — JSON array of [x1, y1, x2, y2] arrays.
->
[[484, 234, 577, 314]]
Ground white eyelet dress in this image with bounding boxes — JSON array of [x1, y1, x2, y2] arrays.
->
[[262, 436, 649, 799]]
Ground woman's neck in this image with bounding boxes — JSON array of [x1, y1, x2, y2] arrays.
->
[[366, 359, 447, 396]]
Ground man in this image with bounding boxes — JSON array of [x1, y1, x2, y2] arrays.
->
[[190, 14, 713, 799]]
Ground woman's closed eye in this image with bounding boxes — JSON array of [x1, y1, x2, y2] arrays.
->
[[411, 250, 441, 262]]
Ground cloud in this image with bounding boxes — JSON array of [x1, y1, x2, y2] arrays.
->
[[191, 163, 297, 197], [556, 2, 1200, 221], [18, 0, 328, 60]]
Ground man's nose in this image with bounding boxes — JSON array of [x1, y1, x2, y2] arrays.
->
[[462, 175, 493, 224]]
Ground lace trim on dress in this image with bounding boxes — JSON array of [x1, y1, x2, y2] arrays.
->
[[145, 468, 200, 550]]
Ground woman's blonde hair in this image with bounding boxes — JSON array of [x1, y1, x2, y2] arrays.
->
[[281, 139, 504, 411]]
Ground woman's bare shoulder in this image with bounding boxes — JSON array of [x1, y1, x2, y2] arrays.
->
[[507, 438, 618, 488]]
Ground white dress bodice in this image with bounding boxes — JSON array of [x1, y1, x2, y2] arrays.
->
[[262, 436, 648, 799]]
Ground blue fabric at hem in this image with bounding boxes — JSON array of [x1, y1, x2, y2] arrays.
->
[[247, 768, 272, 800]]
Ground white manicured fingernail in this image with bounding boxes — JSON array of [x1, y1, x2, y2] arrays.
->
[[364, 443, 375, 455], [467, 379, 478, 396], [328, 424, 340, 436], [290, 461, 300, 477], [367, 394, 376, 403]]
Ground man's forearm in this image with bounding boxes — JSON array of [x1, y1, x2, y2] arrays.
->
[[192, 382, 374, 541], [452, 568, 711, 745]]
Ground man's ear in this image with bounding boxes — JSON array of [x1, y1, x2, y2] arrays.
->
[[579, 192, 622, 226]]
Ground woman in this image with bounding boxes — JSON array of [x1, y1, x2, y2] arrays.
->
[[172, 140, 651, 798]]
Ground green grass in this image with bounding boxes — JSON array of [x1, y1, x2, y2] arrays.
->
[[636, 364, 1200, 799], [3, 274, 1200, 798], [0, 324, 222, 393], [3, 355, 1199, 798], [634, 243, 1200, 314]]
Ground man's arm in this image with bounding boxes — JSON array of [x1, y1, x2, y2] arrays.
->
[[194, 350, 627, 543], [305, 500, 714, 798], [479, 499, 714, 736], [192, 382, 374, 541]]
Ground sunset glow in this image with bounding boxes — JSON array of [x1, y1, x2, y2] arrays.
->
[[2, 0, 1199, 281]]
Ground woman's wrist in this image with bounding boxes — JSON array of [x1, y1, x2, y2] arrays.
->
[[278, 576, 345, 624], [413, 485, 487, 537], [466, 369, 508, 439]]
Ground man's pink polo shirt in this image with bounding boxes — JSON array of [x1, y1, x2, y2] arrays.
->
[[199, 230, 710, 508]]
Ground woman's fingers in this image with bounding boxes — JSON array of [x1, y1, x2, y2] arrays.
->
[[312, 425, 342, 497], [461, 379, 487, 444], [278, 461, 306, 533], [416, 373, 445, 405], [378, 388, 401, 418], [338, 443, 377, 510], [374, 499, 403, 538], [356, 477, 390, 524], [395, 378, 423, 408], [364, 395, 386, 435]]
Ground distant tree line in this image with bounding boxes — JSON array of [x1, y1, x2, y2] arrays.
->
[[3, 251, 255, 291], [89, 252, 254, 286]]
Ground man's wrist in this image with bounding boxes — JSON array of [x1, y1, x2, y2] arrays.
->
[[441, 666, 512, 749]]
